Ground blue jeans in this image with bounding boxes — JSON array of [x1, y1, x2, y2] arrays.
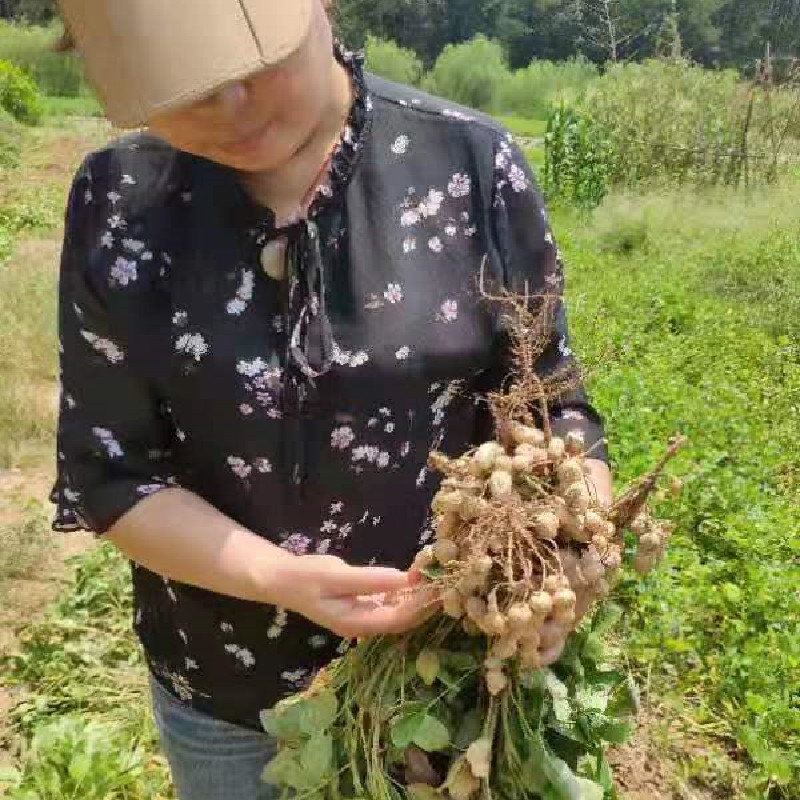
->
[[150, 674, 277, 800]]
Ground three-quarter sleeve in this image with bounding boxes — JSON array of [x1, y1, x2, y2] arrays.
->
[[50, 161, 177, 533], [487, 133, 608, 463]]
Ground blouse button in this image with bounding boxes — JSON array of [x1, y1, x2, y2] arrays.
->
[[261, 237, 287, 281]]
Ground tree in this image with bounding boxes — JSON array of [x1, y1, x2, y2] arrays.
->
[[334, 0, 797, 71], [1, 0, 56, 23]]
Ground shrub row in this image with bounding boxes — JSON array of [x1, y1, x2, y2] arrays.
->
[[366, 34, 597, 119]]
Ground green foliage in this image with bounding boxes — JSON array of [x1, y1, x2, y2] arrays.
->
[[0, 58, 42, 123], [2, 0, 57, 25], [0, 21, 84, 97], [580, 59, 800, 190], [423, 35, 510, 113], [495, 115, 547, 139], [0, 104, 21, 166], [544, 59, 800, 200], [555, 181, 800, 797], [40, 92, 102, 118], [544, 105, 611, 207], [262, 611, 633, 800], [500, 57, 598, 120], [335, 0, 800, 70], [0, 192, 59, 465], [365, 35, 423, 86], [5, 717, 163, 800], [0, 498, 50, 582], [2, 544, 172, 796]]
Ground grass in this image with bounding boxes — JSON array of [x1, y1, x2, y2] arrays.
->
[[0, 21, 86, 98], [41, 94, 102, 119], [0, 496, 50, 581], [0, 117, 798, 799], [495, 114, 546, 139], [0, 121, 109, 470], [557, 183, 800, 798], [2, 545, 174, 798]]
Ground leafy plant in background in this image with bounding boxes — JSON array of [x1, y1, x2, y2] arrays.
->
[[365, 35, 424, 86], [0, 21, 85, 97], [500, 57, 598, 121], [0, 58, 42, 124], [578, 58, 800, 189], [544, 104, 611, 208], [423, 36, 510, 113], [0, 104, 21, 167], [3, 717, 162, 800], [2, 545, 173, 797]]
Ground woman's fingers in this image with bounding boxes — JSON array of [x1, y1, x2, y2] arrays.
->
[[326, 588, 436, 638], [321, 560, 412, 597]]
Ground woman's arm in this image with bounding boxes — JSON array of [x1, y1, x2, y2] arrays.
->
[[108, 487, 430, 638], [489, 133, 615, 663], [54, 160, 429, 640]]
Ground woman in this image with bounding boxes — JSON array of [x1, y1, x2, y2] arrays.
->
[[52, 1, 613, 798]]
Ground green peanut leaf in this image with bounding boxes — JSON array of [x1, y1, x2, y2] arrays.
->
[[300, 690, 338, 733], [454, 708, 484, 750], [262, 748, 305, 789], [261, 696, 307, 740], [416, 650, 440, 686], [391, 712, 424, 748], [413, 715, 451, 752], [406, 785, 444, 800], [545, 669, 571, 723], [301, 732, 334, 786]]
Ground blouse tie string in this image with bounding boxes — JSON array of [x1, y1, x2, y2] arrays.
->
[[278, 218, 335, 491]]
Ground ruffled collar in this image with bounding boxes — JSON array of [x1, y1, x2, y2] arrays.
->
[[190, 41, 372, 237]]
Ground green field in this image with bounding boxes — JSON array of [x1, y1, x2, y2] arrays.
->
[[40, 94, 102, 119], [494, 114, 547, 139], [0, 110, 798, 799]]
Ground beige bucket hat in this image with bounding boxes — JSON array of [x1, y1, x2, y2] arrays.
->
[[55, 0, 314, 128]]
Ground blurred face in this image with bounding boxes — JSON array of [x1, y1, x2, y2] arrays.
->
[[147, 0, 340, 173]]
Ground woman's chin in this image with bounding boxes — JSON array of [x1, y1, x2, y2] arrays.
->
[[209, 136, 297, 173]]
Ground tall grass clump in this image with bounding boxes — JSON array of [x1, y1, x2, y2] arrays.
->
[[0, 239, 59, 467], [365, 35, 423, 86], [0, 59, 42, 124], [583, 59, 799, 188], [423, 35, 510, 113], [0, 106, 22, 167], [501, 57, 598, 120], [546, 59, 800, 203], [0, 21, 84, 97]]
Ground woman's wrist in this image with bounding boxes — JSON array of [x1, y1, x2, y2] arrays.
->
[[245, 539, 299, 607]]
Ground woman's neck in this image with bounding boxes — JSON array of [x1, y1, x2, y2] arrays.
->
[[238, 59, 352, 222]]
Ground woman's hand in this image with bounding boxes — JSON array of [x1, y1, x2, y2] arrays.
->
[[276, 555, 436, 639]]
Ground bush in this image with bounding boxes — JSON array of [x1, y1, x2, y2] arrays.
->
[[0, 21, 84, 97], [500, 57, 598, 120], [0, 106, 22, 168], [423, 35, 510, 113], [580, 59, 792, 189], [364, 36, 423, 86], [544, 104, 611, 207], [0, 59, 42, 124]]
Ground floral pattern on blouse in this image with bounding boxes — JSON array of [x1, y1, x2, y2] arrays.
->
[[51, 45, 607, 731]]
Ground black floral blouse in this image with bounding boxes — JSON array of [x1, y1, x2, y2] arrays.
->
[[51, 46, 607, 730]]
